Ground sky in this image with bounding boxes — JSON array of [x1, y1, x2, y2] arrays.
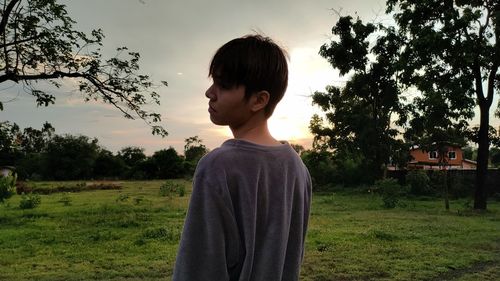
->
[[1, 0, 498, 155]]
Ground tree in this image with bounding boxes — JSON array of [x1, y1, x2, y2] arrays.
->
[[491, 147, 500, 167], [182, 136, 208, 176], [15, 121, 54, 179], [462, 146, 474, 160], [387, 0, 499, 209], [290, 144, 305, 155], [152, 147, 184, 179], [300, 148, 337, 189], [0, 121, 21, 164], [311, 16, 408, 183], [184, 136, 208, 163], [44, 134, 100, 180], [0, 0, 167, 136], [18, 121, 54, 153], [117, 146, 147, 178], [93, 148, 126, 179]]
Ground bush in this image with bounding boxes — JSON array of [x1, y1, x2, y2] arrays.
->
[[406, 170, 433, 196], [19, 193, 41, 209], [301, 150, 337, 189], [160, 181, 185, 197], [448, 171, 473, 198], [375, 178, 406, 209], [0, 172, 17, 203], [429, 170, 446, 193], [116, 194, 130, 202], [58, 193, 72, 206], [141, 227, 179, 242]]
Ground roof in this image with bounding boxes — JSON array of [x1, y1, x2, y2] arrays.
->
[[462, 159, 477, 164], [0, 166, 16, 171], [409, 143, 463, 151]]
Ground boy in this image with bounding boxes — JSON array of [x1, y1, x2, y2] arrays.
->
[[173, 35, 312, 281]]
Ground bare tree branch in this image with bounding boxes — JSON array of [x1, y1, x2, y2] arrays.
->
[[0, 0, 21, 36]]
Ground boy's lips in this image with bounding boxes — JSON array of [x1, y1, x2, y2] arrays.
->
[[208, 104, 216, 113]]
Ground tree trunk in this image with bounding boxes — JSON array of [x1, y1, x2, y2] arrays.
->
[[473, 102, 490, 210], [444, 169, 450, 211]]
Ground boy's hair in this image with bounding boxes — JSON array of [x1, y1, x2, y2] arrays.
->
[[209, 34, 289, 117]]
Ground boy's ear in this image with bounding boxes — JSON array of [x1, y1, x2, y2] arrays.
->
[[250, 90, 270, 112]]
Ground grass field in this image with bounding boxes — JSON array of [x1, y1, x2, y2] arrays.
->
[[0, 180, 499, 280]]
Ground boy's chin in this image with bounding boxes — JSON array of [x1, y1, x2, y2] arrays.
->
[[209, 116, 226, 126]]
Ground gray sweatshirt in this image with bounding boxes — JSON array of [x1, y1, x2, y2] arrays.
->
[[172, 139, 312, 281]]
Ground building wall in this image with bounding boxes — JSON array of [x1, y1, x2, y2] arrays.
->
[[410, 146, 463, 166], [462, 161, 477, 170]]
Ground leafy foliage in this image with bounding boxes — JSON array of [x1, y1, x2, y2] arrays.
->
[[315, 0, 499, 209], [386, 0, 499, 210], [93, 148, 127, 179], [375, 178, 406, 208], [0, 121, 203, 180], [0, 170, 16, 202], [0, 121, 22, 164], [311, 16, 408, 182], [406, 170, 432, 196], [491, 147, 500, 167], [183, 136, 208, 176], [300, 149, 336, 189], [0, 0, 167, 136], [159, 181, 185, 198], [0, 121, 52, 178], [152, 148, 184, 179], [44, 134, 100, 180], [19, 192, 41, 209]]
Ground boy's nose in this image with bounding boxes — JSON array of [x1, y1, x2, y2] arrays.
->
[[205, 84, 215, 100]]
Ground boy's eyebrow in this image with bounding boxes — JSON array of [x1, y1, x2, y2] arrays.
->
[[212, 75, 223, 83]]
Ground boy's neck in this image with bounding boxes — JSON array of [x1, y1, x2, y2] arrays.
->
[[230, 115, 281, 146]]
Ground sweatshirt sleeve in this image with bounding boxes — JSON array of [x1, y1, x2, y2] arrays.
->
[[172, 160, 241, 281]]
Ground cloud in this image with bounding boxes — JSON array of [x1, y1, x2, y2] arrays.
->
[[3, 0, 396, 156]]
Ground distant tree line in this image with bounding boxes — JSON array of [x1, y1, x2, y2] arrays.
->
[[298, 144, 500, 191], [0, 121, 207, 181], [299, 143, 500, 206]]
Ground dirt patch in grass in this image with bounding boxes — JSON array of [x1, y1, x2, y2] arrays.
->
[[430, 259, 500, 281], [430, 239, 500, 281]]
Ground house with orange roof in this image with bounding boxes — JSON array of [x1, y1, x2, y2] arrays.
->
[[407, 144, 477, 170]]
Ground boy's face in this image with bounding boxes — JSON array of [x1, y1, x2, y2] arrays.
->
[[205, 80, 253, 129]]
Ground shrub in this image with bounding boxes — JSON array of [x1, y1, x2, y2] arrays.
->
[[406, 170, 433, 196], [0, 172, 16, 203], [375, 178, 406, 209], [116, 194, 130, 202], [429, 170, 446, 193], [133, 196, 144, 205], [19, 193, 41, 209], [160, 181, 185, 197], [448, 172, 473, 198], [58, 193, 72, 206], [141, 227, 179, 242], [301, 150, 337, 189], [177, 184, 186, 197]]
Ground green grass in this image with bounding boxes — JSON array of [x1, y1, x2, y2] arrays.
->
[[0, 181, 499, 280], [302, 192, 500, 281]]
